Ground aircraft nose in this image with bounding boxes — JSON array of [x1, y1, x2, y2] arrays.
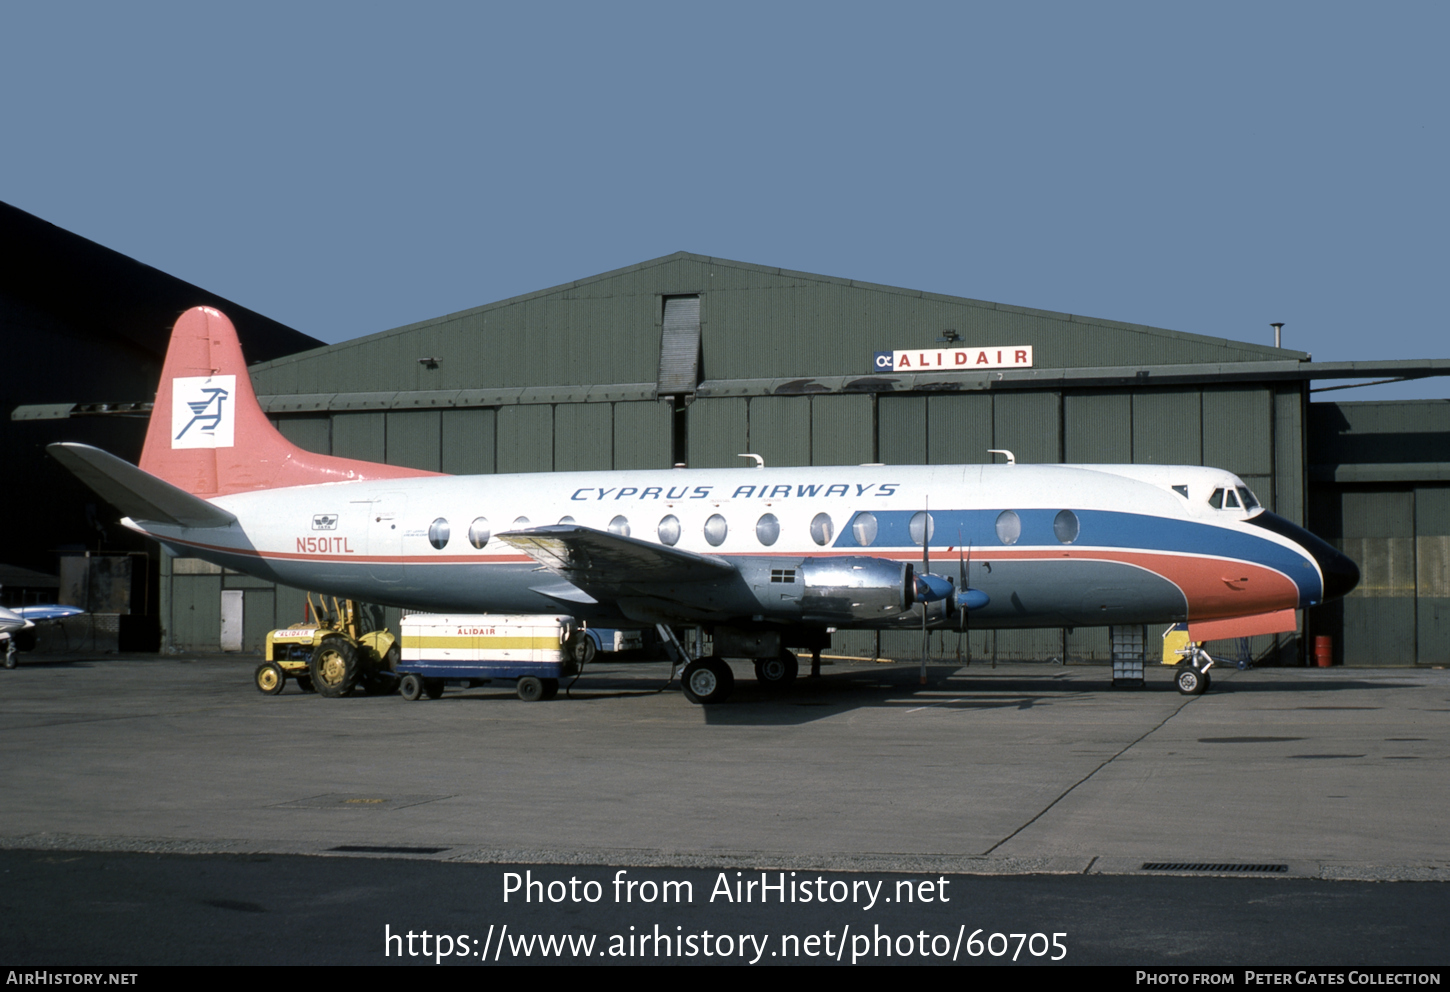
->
[[1317, 545, 1360, 601], [1246, 511, 1360, 604]]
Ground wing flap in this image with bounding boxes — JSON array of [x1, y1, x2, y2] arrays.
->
[[48, 443, 238, 529]]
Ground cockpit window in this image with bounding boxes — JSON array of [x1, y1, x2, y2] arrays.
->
[[1237, 486, 1260, 510], [1209, 488, 1224, 510], [1172, 485, 1188, 498], [1225, 489, 1241, 509]]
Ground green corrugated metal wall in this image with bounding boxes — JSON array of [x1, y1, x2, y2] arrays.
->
[[1306, 400, 1450, 665], [248, 253, 1300, 395]]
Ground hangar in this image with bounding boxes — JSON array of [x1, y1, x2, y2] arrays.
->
[[6, 211, 1446, 666]]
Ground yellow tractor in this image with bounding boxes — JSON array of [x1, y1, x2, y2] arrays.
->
[[254, 594, 399, 697]]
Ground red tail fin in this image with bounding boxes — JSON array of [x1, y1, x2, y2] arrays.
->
[[139, 307, 441, 496]]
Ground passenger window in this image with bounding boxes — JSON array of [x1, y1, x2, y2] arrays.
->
[[608, 515, 631, 537], [851, 511, 878, 547], [658, 515, 681, 546], [703, 514, 728, 547], [810, 512, 834, 546], [756, 513, 780, 546], [428, 518, 450, 550], [1053, 509, 1079, 544], [995, 510, 1021, 546], [468, 517, 490, 549], [1208, 489, 1225, 510], [909, 511, 934, 547]]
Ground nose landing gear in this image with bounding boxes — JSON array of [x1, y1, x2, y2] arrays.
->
[[1175, 643, 1214, 696]]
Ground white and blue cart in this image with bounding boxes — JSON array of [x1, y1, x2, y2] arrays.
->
[[396, 614, 583, 702]]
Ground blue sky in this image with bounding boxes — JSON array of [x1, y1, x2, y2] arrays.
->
[[3, 2, 1446, 398]]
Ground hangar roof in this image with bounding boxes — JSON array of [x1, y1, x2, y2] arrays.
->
[[248, 251, 1308, 397]]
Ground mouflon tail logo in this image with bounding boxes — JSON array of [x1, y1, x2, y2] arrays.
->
[[171, 375, 236, 449]]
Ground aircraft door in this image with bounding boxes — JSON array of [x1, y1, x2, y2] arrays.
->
[[365, 493, 407, 584]]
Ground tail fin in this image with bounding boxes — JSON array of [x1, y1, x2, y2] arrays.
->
[[139, 306, 440, 496]]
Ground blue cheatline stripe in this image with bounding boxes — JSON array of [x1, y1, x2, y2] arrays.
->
[[831, 508, 1318, 600]]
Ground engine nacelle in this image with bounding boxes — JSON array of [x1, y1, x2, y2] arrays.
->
[[800, 556, 913, 622]]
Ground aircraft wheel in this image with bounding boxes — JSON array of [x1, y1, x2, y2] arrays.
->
[[254, 662, 286, 695], [310, 636, 359, 698], [399, 674, 424, 701], [682, 656, 734, 705], [754, 650, 799, 688], [540, 678, 559, 701], [517, 676, 544, 702], [1200, 669, 1212, 692], [1176, 664, 1205, 696], [3, 644, 15, 670], [424, 678, 445, 699]]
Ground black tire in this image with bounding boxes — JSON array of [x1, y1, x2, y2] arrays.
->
[[540, 678, 559, 701], [399, 673, 424, 701], [517, 676, 544, 702], [254, 662, 286, 695], [1200, 669, 1212, 692], [573, 634, 597, 666], [1176, 665, 1204, 696], [423, 678, 445, 700], [296, 675, 315, 693], [363, 669, 400, 696], [682, 656, 734, 705], [310, 635, 360, 698], [754, 650, 799, 687]]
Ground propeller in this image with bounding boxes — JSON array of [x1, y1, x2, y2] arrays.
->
[[953, 528, 991, 666], [920, 501, 929, 686], [959, 538, 970, 667]]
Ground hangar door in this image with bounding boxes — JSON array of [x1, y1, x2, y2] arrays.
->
[[1334, 486, 1449, 666]]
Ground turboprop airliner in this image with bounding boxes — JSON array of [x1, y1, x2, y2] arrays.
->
[[50, 307, 1359, 702]]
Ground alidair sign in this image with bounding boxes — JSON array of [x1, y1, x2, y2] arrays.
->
[[873, 347, 1033, 373]]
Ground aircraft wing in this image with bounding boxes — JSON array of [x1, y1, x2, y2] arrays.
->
[[497, 525, 735, 588]]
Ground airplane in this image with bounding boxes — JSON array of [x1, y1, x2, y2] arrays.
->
[[1, 603, 86, 667], [48, 306, 1360, 702]]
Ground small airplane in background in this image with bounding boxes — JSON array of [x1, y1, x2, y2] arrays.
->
[[0, 603, 85, 667], [49, 307, 1359, 701]]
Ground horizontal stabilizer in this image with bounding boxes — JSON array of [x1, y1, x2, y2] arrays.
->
[[48, 443, 238, 529], [499, 525, 734, 585]]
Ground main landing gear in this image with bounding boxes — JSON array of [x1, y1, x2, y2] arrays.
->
[[681, 656, 734, 705], [753, 649, 799, 688]]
